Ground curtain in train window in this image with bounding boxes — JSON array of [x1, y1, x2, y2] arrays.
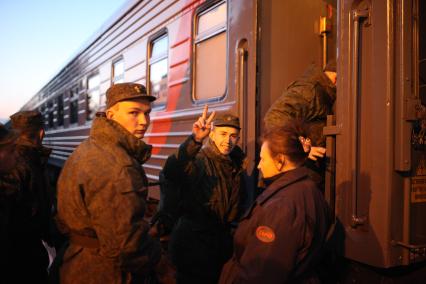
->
[[148, 34, 168, 106], [194, 1, 227, 101], [87, 74, 101, 121], [112, 58, 125, 84]]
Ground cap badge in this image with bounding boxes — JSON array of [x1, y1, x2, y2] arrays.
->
[[134, 86, 141, 93], [255, 226, 276, 243]]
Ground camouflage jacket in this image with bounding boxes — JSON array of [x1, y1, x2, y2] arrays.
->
[[264, 64, 336, 146], [0, 137, 52, 237], [0, 137, 52, 266], [162, 135, 247, 229], [57, 116, 161, 284]]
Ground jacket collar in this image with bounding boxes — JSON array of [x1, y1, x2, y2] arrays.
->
[[90, 116, 152, 164], [257, 167, 310, 205]]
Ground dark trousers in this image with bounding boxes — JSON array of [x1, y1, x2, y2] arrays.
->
[[2, 238, 49, 284], [169, 218, 233, 284]]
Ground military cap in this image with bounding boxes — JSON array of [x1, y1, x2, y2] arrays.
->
[[213, 113, 241, 130], [10, 110, 44, 131], [0, 123, 18, 145], [106, 82, 156, 109]]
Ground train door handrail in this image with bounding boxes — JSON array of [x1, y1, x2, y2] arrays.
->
[[350, 4, 370, 228]]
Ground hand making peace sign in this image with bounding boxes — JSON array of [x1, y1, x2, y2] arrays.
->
[[192, 105, 216, 143]]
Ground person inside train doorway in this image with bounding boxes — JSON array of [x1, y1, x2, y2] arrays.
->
[[161, 106, 248, 284], [0, 111, 53, 284], [56, 83, 174, 284], [219, 121, 331, 283], [264, 61, 337, 188]]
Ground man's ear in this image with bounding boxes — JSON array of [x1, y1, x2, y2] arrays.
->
[[209, 129, 215, 140], [274, 154, 285, 171], [106, 109, 114, 119], [325, 71, 337, 85], [38, 129, 45, 141]]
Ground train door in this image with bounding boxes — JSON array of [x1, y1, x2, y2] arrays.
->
[[334, 0, 426, 277], [226, 0, 258, 192], [258, 0, 337, 202], [258, 0, 337, 132]]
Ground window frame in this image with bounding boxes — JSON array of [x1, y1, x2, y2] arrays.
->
[[191, 0, 228, 104], [111, 57, 125, 85], [86, 72, 101, 121], [147, 28, 169, 110]]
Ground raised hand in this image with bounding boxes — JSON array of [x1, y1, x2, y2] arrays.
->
[[192, 105, 216, 142]]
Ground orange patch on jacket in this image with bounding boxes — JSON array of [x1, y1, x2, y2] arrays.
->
[[255, 226, 276, 243]]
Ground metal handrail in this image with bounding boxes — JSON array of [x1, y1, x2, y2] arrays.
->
[[350, 7, 370, 228], [237, 45, 248, 152]]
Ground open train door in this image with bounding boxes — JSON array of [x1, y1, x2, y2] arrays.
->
[[257, 0, 337, 125], [257, 0, 338, 199], [226, 0, 258, 197], [334, 0, 426, 280]]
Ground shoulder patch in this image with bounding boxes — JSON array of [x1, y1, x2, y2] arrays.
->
[[255, 226, 276, 243]]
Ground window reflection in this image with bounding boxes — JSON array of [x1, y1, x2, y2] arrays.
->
[[87, 74, 100, 120], [112, 59, 125, 84], [198, 2, 227, 35], [149, 34, 168, 106], [194, 1, 227, 100]]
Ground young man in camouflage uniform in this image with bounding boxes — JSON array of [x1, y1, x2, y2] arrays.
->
[[162, 106, 248, 284], [57, 83, 174, 284], [264, 62, 337, 187], [0, 111, 53, 284], [264, 62, 337, 160]]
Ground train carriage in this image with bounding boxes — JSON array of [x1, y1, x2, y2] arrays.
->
[[18, 0, 426, 281]]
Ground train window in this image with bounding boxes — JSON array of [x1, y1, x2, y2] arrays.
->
[[48, 111, 54, 129], [193, 1, 227, 101], [69, 88, 79, 124], [57, 95, 64, 126], [45, 100, 54, 128], [148, 34, 168, 106], [112, 58, 125, 84], [87, 74, 101, 120]]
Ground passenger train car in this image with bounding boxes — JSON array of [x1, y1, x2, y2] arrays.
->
[[19, 0, 426, 281]]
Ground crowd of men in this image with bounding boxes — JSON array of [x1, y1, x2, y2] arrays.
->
[[0, 62, 336, 284]]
